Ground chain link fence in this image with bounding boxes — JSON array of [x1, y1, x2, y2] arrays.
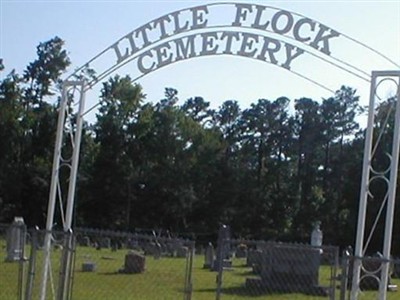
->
[[2, 222, 400, 299], [0, 224, 194, 300], [209, 239, 338, 299]]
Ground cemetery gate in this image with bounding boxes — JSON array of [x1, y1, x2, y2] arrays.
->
[[10, 2, 399, 300]]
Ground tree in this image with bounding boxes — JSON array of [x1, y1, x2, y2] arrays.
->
[[292, 98, 324, 239], [77, 75, 145, 229], [0, 71, 24, 222], [320, 86, 361, 244], [0, 37, 70, 226]]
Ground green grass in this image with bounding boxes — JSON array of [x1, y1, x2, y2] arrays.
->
[[1, 240, 399, 299]]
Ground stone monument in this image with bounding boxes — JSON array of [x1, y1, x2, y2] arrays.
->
[[5, 217, 26, 262], [122, 250, 146, 273], [203, 242, 215, 269], [212, 224, 232, 271], [246, 243, 327, 296]]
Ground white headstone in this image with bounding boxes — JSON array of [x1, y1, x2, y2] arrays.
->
[[6, 217, 26, 262]]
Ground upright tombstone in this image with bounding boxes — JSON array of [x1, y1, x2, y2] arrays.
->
[[123, 251, 146, 273], [82, 236, 91, 247], [246, 243, 327, 295], [213, 224, 232, 271], [102, 237, 111, 249], [236, 243, 248, 258], [5, 217, 26, 262], [203, 243, 215, 269], [311, 222, 323, 247]]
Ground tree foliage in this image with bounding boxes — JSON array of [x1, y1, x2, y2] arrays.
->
[[1, 37, 399, 254]]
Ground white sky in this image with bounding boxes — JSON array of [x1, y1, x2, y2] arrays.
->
[[1, 0, 399, 123]]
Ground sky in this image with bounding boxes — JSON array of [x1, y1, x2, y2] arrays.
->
[[1, 0, 399, 123]]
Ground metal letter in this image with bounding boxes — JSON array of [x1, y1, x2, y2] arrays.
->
[[137, 50, 156, 74], [111, 41, 129, 64], [309, 24, 340, 55], [154, 41, 174, 68], [135, 23, 153, 48], [256, 36, 281, 65], [281, 43, 305, 69], [200, 32, 219, 56], [251, 5, 270, 30], [190, 6, 209, 30], [127, 32, 140, 55], [153, 15, 172, 39], [220, 31, 240, 54], [171, 10, 189, 34], [293, 18, 316, 42], [238, 32, 259, 57], [232, 3, 253, 26], [271, 10, 294, 34], [175, 34, 197, 61]]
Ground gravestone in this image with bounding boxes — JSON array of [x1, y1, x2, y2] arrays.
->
[[100, 237, 111, 248], [167, 239, 183, 257], [82, 236, 91, 247], [246, 244, 327, 295], [212, 224, 232, 271], [123, 251, 146, 273], [393, 259, 400, 279], [236, 244, 248, 258], [311, 222, 323, 247], [203, 243, 215, 269], [176, 246, 188, 258], [144, 241, 162, 258], [247, 249, 264, 274], [82, 262, 96, 272], [5, 217, 26, 262]]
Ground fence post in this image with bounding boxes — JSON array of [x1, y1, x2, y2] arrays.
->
[[17, 223, 27, 300], [340, 249, 351, 300], [57, 230, 75, 300], [215, 239, 225, 300], [183, 241, 195, 300], [25, 228, 39, 300]]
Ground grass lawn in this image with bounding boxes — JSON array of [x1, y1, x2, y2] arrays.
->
[[1, 239, 400, 299]]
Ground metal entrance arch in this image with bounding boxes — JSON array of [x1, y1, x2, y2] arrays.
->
[[39, 3, 400, 300]]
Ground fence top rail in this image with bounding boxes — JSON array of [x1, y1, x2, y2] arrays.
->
[[228, 238, 339, 251]]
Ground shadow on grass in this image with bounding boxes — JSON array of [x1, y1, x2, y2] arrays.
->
[[195, 285, 288, 297], [235, 270, 256, 277], [94, 271, 144, 276]]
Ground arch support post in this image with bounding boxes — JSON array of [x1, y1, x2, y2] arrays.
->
[[351, 71, 400, 300], [39, 80, 87, 300]]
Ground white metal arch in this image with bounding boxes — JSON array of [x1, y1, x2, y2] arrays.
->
[[39, 3, 400, 300]]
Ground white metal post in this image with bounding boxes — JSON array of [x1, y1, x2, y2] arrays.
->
[[379, 72, 400, 299], [40, 83, 69, 300], [351, 71, 400, 300], [64, 81, 86, 231], [59, 81, 86, 300], [40, 80, 86, 300], [350, 72, 377, 300]]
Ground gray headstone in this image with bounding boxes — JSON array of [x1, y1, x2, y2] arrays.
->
[[176, 246, 188, 258], [82, 262, 96, 272], [213, 224, 232, 271], [246, 244, 327, 295], [102, 237, 111, 248], [236, 244, 248, 258], [123, 251, 146, 273], [203, 243, 215, 269], [82, 236, 91, 247]]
